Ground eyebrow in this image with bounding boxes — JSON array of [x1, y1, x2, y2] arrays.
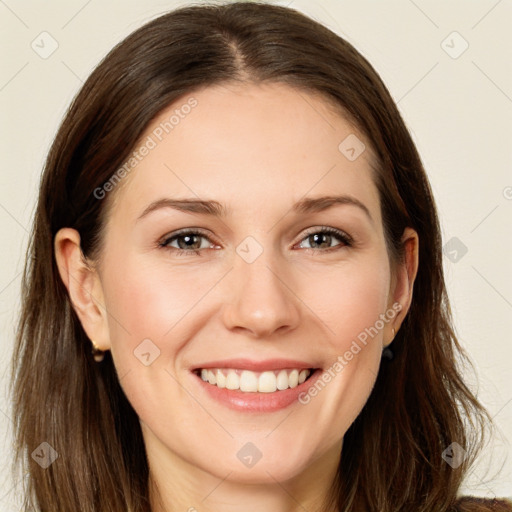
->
[[137, 195, 373, 223], [137, 198, 227, 220], [293, 195, 372, 223]]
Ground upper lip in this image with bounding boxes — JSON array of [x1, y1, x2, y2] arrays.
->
[[192, 358, 317, 372]]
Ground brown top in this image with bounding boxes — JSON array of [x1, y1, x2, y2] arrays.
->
[[453, 497, 512, 511]]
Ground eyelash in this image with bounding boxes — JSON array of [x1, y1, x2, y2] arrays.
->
[[158, 226, 353, 257]]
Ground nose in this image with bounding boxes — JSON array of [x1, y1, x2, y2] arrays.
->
[[221, 249, 301, 339]]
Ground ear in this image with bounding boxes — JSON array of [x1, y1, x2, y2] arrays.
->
[[385, 227, 419, 346], [54, 227, 111, 352]]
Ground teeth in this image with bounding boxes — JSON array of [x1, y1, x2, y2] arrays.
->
[[215, 369, 226, 388], [258, 371, 277, 393], [290, 369, 300, 388], [198, 368, 312, 392], [240, 370, 258, 392], [276, 370, 288, 390], [225, 371, 239, 390], [207, 371, 217, 385]]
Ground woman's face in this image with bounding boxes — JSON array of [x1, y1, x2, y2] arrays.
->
[[85, 82, 409, 485]]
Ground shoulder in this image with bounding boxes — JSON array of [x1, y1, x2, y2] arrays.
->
[[452, 496, 512, 511]]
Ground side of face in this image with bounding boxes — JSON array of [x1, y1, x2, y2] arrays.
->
[[55, 81, 418, 486]]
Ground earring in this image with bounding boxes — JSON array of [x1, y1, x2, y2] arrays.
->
[[91, 341, 105, 362], [382, 327, 396, 361]]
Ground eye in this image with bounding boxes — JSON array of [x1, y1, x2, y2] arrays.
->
[[158, 229, 218, 256], [158, 226, 352, 257], [296, 226, 352, 252]]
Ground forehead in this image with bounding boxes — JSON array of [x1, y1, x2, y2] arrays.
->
[[104, 81, 381, 226]]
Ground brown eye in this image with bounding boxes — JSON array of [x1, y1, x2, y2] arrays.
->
[[174, 233, 204, 250], [304, 232, 337, 249], [297, 227, 352, 251], [159, 229, 215, 254]]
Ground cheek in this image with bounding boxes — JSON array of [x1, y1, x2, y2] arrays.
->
[[297, 253, 391, 352], [293, 256, 391, 444], [101, 254, 206, 346], [101, 244, 391, 371], [98, 256, 200, 419]]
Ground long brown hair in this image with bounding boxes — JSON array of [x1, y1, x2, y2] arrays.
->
[[11, 2, 507, 511]]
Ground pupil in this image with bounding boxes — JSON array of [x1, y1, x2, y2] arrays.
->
[[178, 235, 199, 250], [310, 233, 330, 248]]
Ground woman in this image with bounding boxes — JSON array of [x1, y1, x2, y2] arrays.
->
[[11, 2, 511, 511]]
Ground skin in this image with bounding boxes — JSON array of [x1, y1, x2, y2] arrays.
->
[[55, 82, 418, 512]]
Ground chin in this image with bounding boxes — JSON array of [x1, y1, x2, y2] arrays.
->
[[210, 459, 309, 485]]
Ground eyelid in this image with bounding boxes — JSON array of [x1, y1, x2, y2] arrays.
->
[[158, 228, 219, 248], [295, 225, 353, 247], [160, 227, 212, 239], [158, 225, 353, 254]]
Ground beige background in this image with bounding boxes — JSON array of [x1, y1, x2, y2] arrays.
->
[[1, 0, 511, 507]]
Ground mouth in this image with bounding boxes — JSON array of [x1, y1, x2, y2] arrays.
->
[[190, 358, 322, 412], [192, 367, 317, 393]]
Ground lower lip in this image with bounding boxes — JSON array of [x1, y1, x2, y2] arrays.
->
[[192, 369, 323, 412]]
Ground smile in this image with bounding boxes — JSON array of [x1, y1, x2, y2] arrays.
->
[[195, 368, 313, 393]]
